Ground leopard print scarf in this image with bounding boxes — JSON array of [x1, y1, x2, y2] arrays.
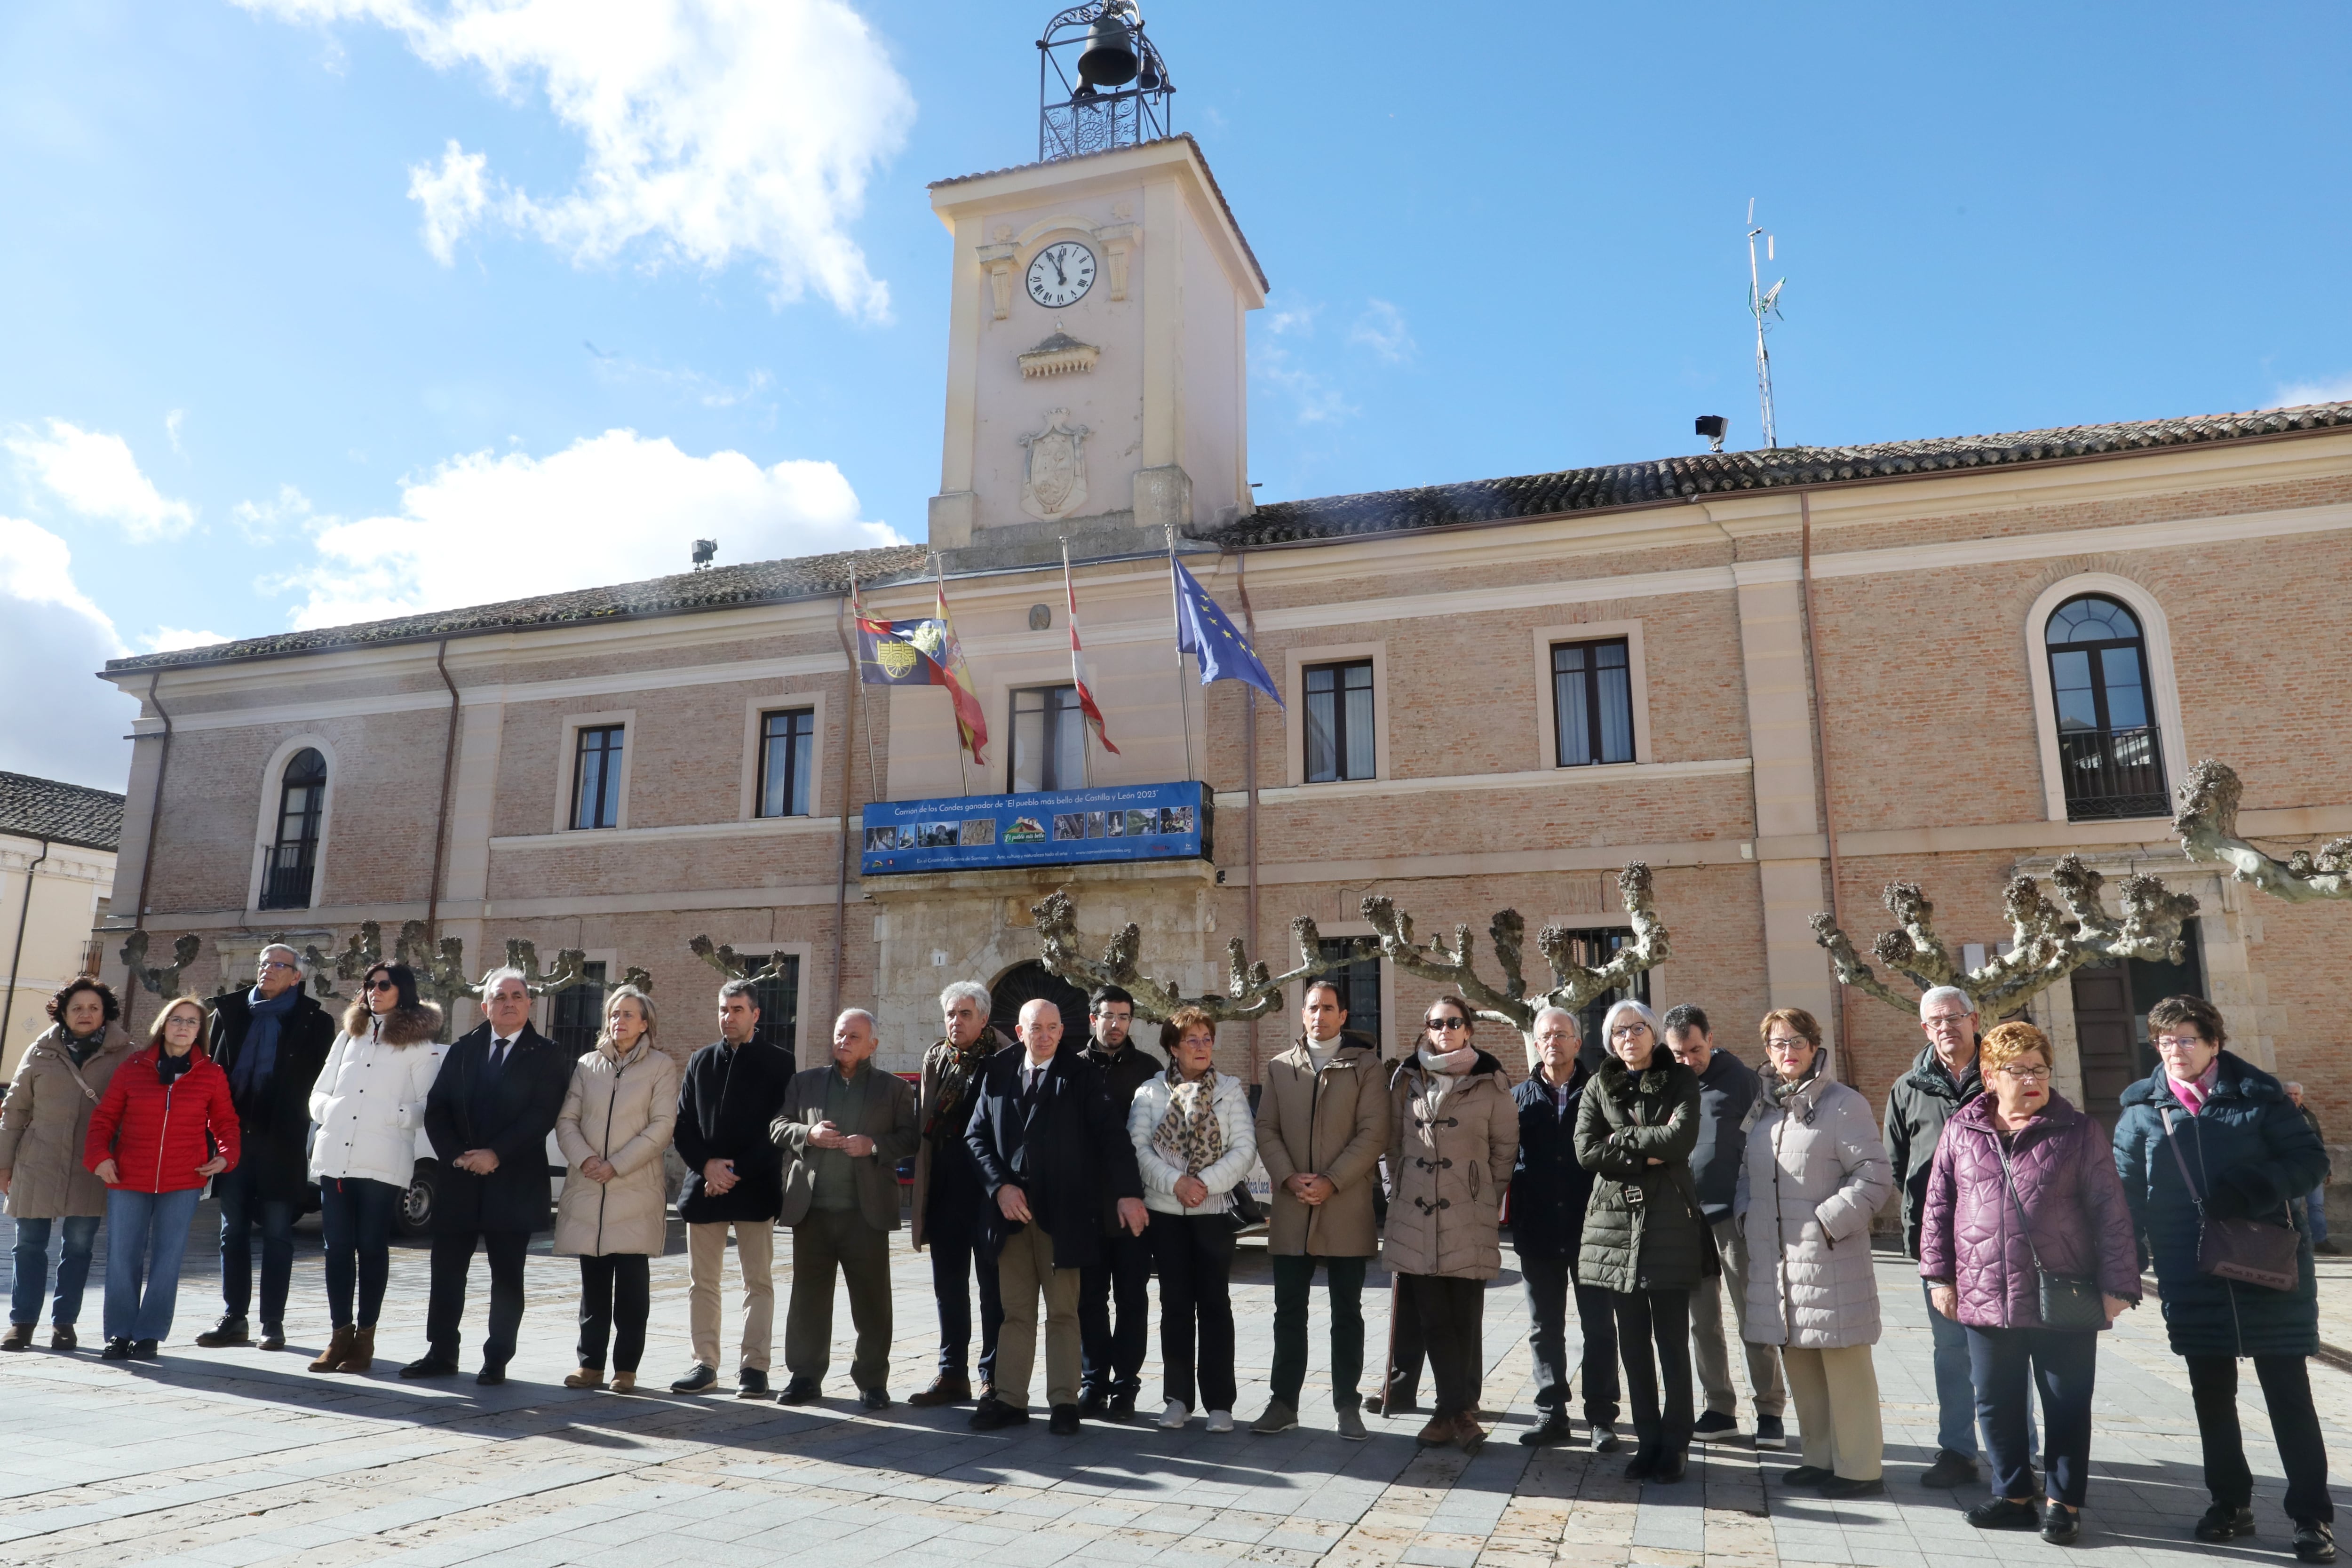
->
[[1151, 1072, 1224, 1175]]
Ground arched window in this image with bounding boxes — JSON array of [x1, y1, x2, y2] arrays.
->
[[2046, 595, 2166, 819], [260, 748, 326, 909]]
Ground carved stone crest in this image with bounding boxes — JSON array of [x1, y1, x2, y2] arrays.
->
[[1018, 408, 1089, 520]]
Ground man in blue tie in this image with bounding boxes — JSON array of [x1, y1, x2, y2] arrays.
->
[[403, 968, 571, 1385]]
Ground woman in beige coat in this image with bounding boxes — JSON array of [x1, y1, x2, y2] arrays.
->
[[1383, 995, 1519, 1453], [0, 979, 136, 1350], [554, 986, 677, 1392]]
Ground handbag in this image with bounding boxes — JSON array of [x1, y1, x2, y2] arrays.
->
[[2160, 1106, 2300, 1292], [1992, 1132, 2109, 1330]]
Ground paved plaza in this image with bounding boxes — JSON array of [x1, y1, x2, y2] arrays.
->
[[0, 1206, 2346, 1568]]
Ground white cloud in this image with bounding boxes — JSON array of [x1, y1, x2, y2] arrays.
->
[[164, 409, 186, 454], [140, 628, 230, 653], [1254, 348, 1357, 426], [233, 484, 318, 545], [241, 0, 915, 318], [585, 346, 774, 410], [2271, 375, 2352, 409], [272, 428, 901, 630], [5, 420, 196, 540], [1349, 299, 1415, 363], [0, 516, 135, 788]]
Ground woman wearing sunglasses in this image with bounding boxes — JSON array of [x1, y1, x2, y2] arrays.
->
[[305, 963, 445, 1374], [1383, 995, 1518, 1452]]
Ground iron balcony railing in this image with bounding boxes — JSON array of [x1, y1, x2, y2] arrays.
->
[[258, 859, 316, 911], [2059, 723, 2169, 820]]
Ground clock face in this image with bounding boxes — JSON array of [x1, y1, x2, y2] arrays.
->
[[1026, 241, 1096, 308]]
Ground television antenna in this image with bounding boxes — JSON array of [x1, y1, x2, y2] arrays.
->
[[1746, 199, 1786, 448]]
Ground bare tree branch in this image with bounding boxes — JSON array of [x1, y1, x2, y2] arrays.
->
[[503, 938, 592, 999], [2175, 758, 2352, 901], [1030, 892, 1357, 1023], [1360, 863, 1670, 1034], [687, 935, 795, 983], [1813, 852, 2199, 1017], [118, 931, 201, 1000]]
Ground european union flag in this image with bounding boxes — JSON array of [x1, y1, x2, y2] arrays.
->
[[1172, 558, 1283, 708]]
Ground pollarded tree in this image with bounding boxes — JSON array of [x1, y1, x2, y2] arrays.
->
[[1811, 852, 2199, 1017], [1358, 862, 1669, 1038], [688, 935, 795, 987], [119, 931, 201, 1008], [1030, 891, 1357, 1023], [2174, 758, 2352, 901]]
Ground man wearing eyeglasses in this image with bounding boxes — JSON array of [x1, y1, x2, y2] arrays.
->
[[195, 946, 338, 1352], [1884, 984, 1988, 1489]]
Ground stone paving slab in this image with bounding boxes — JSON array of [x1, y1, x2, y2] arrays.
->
[[1, 1208, 2349, 1566]]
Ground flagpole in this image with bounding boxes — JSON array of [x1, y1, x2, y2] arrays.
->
[[935, 554, 972, 798], [1165, 525, 1195, 781], [1062, 537, 1093, 788]]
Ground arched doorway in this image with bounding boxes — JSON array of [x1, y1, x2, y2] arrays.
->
[[990, 960, 1091, 1049]]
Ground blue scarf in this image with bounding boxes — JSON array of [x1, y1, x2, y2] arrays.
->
[[233, 985, 299, 1100]]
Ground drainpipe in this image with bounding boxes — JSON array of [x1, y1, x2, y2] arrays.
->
[[127, 672, 175, 1035], [426, 639, 461, 943], [1233, 550, 1264, 1086], [1798, 492, 1849, 1057], [0, 836, 52, 1054], [830, 594, 859, 1027]]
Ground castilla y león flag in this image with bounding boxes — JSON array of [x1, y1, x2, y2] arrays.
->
[[1062, 543, 1119, 754]]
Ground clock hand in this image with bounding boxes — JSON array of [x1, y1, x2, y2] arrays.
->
[[1053, 250, 1067, 286]]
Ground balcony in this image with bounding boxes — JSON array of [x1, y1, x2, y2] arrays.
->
[[2059, 724, 2169, 820], [258, 860, 316, 911]]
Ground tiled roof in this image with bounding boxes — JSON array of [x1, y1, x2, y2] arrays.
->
[[1210, 402, 2352, 547], [0, 772, 125, 852], [104, 544, 932, 675]]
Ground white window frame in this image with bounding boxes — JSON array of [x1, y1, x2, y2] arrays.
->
[[246, 734, 339, 914], [554, 710, 636, 833], [1284, 642, 1390, 788], [1287, 920, 1391, 1057], [2023, 574, 2187, 823], [1531, 619, 1653, 770], [738, 691, 832, 822]]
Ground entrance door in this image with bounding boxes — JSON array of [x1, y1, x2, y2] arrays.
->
[[2070, 961, 2138, 1131], [989, 960, 1092, 1050]]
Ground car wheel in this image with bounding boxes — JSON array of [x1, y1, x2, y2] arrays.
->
[[398, 1164, 439, 1238]]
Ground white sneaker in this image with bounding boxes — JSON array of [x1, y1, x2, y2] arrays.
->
[[1157, 1399, 1190, 1429], [1205, 1409, 1234, 1433]]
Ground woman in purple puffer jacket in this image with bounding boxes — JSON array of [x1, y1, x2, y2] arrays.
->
[[1920, 1021, 2140, 1546]]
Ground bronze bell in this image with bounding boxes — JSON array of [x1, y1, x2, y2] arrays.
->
[[1076, 14, 1139, 88]]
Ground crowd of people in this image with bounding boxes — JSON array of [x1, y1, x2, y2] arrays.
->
[[0, 948, 2336, 1560]]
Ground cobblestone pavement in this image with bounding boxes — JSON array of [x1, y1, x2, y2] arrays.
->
[[0, 1207, 2346, 1567]]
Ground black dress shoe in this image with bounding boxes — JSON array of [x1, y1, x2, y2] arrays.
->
[[1106, 1389, 1136, 1420], [736, 1368, 771, 1399], [2195, 1504, 2257, 1542], [2296, 1520, 2338, 1564], [1782, 1465, 1836, 1487], [1691, 1410, 1738, 1438], [1919, 1449, 1979, 1488], [476, 1366, 506, 1386], [1048, 1403, 1082, 1435], [2041, 1503, 2081, 1544], [258, 1327, 286, 1352], [195, 1317, 250, 1348], [669, 1362, 719, 1394], [1623, 1448, 1660, 1481], [1967, 1497, 2043, 1531], [1653, 1449, 1688, 1484], [101, 1338, 133, 1361], [1077, 1387, 1110, 1418], [400, 1354, 459, 1379], [858, 1386, 890, 1412], [130, 1339, 159, 1361], [969, 1397, 1028, 1431], [776, 1377, 821, 1405], [1519, 1413, 1575, 1447], [1818, 1474, 1885, 1500]]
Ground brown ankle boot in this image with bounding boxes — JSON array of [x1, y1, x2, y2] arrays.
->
[[309, 1325, 356, 1373], [341, 1327, 375, 1373]]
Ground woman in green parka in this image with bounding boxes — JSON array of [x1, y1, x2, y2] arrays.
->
[[1575, 998, 1711, 1483]]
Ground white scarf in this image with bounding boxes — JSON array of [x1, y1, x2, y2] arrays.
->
[[1417, 1044, 1476, 1105]]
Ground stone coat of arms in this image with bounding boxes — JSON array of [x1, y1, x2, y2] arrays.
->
[[1018, 408, 1089, 521]]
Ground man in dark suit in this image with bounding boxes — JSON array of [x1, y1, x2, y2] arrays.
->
[[195, 944, 338, 1351], [401, 967, 572, 1385], [771, 1008, 918, 1409], [964, 997, 1147, 1434]]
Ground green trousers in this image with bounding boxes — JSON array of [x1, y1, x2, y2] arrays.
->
[[1269, 1253, 1368, 1410]]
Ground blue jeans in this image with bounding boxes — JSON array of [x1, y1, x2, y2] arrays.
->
[[10, 1214, 101, 1328], [103, 1187, 202, 1344], [318, 1177, 402, 1329], [2310, 1186, 2330, 1248], [1924, 1278, 1980, 1458], [215, 1163, 296, 1329]]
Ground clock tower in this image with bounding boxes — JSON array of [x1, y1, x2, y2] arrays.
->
[[925, 9, 1266, 563]]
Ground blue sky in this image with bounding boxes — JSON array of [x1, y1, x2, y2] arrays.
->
[[5, 1, 2350, 789]]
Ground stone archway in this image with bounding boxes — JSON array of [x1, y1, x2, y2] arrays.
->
[[990, 959, 1090, 1048]]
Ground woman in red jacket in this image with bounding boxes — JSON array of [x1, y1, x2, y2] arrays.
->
[[84, 995, 239, 1360]]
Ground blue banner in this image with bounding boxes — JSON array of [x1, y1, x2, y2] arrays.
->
[[860, 780, 1211, 876]]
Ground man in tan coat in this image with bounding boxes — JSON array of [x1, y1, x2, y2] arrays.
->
[[1249, 981, 1389, 1439]]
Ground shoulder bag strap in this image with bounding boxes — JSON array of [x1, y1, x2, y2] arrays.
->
[[1991, 1127, 2054, 1274], [2159, 1105, 2208, 1216]]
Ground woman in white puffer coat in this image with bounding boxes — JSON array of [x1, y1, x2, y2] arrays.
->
[[306, 962, 444, 1374], [1128, 1006, 1257, 1433]]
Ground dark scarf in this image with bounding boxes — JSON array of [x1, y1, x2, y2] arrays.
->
[[925, 1027, 999, 1143], [157, 1048, 196, 1087], [233, 985, 299, 1100], [63, 1028, 105, 1068]]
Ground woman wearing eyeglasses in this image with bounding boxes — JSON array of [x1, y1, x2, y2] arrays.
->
[[2114, 995, 2335, 1564], [1735, 1006, 1893, 1499], [1575, 998, 1708, 1482], [306, 963, 445, 1374], [1919, 1021, 2138, 1544], [1383, 995, 1518, 1452]]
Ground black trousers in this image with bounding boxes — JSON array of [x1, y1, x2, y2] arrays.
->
[[1402, 1274, 1487, 1418], [214, 1163, 296, 1330], [1967, 1325, 2098, 1506], [925, 1197, 1003, 1381], [1521, 1254, 1622, 1425], [577, 1254, 651, 1374], [2185, 1353, 2335, 1523], [426, 1229, 529, 1368], [1148, 1212, 1236, 1413], [1614, 1288, 1693, 1452], [1080, 1223, 1155, 1398]]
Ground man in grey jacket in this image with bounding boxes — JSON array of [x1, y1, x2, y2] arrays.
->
[[1664, 1005, 1785, 1449]]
